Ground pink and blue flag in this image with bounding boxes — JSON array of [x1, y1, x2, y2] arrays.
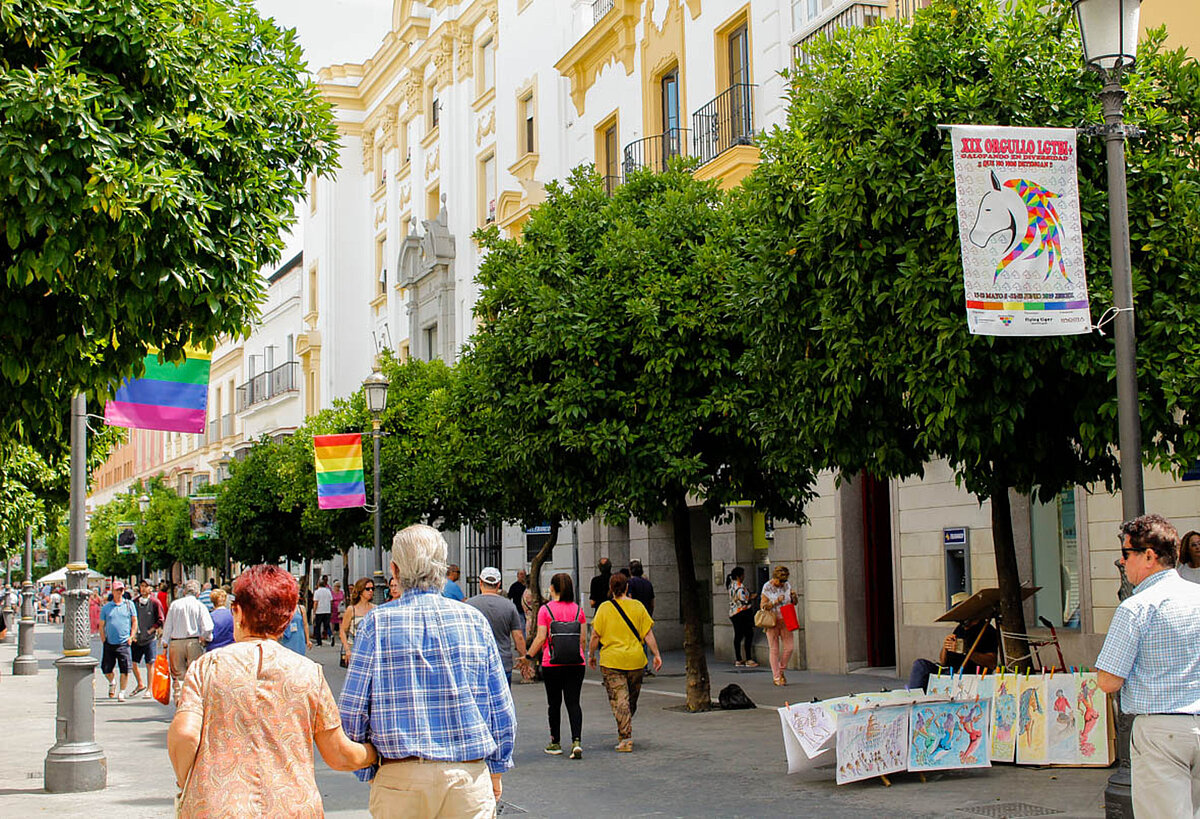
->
[[104, 350, 211, 434]]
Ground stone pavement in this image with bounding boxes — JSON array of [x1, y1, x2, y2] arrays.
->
[[0, 625, 1110, 818]]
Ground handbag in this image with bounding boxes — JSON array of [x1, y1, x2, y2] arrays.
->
[[548, 603, 584, 665], [754, 608, 776, 629], [151, 653, 171, 704]]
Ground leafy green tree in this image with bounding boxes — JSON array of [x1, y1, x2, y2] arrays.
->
[[0, 0, 338, 454], [137, 478, 193, 574], [217, 440, 296, 566], [87, 492, 141, 578], [0, 445, 61, 560], [736, 0, 1200, 656], [469, 165, 815, 710]]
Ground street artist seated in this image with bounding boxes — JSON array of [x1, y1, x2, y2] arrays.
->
[[907, 592, 1000, 692]]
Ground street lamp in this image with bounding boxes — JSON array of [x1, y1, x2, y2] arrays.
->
[[13, 525, 38, 675], [1073, 2, 1142, 816], [363, 369, 389, 606], [138, 493, 150, 582]]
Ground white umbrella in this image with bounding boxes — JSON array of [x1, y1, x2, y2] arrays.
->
[[36, 566, 106, 584]]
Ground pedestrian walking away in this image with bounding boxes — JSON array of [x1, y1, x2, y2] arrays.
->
[[339, 578, 376, 668], [163, 579, 214, 703], [1095, 514, 1200, 819], [441, 563, 465, 600], [589, 572, 662, 752], [339, 524, 516, 819], [312, 577, 333, 646], [588, 558, 612, 613], [49, 587, 62, 623], [205, 589, 235, 652], [760, 566, 798, 686], [523, 572, 588, 759], [331, 580, 345, 634], [130, 579, 165, 697], [467, 566, 528, 686], [507, 569, 527, 632], [168, 565, 376, 818], [198, 581, 214, 612], [279, 602, 313, 656], [726, 567, 757, 668], [100, 580, 139, 702]]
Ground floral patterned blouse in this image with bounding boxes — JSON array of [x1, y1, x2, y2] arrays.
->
[[176, 638, 342, 817], [728, 580, 751, 618]]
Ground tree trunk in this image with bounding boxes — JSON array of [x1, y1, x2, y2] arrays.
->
[[990, 486, 1030, 669], [524, 519, 559, 682], [341, 545, 351, 596], [671, 492, 711, 712]]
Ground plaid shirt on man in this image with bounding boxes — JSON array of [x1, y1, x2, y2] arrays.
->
[[1096, 568, 1200, 715], [339, 588, 516, 780]]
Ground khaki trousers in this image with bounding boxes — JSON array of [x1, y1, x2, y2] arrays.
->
[[1131, 714, 1200, 818], [167, 638, 203, 702], [369, 758, 495, 819]]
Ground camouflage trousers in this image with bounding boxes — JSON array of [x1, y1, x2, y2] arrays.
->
[[600, 666, 645, 740]]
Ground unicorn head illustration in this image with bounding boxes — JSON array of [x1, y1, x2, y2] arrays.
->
[[969, 170, 1069, 283]]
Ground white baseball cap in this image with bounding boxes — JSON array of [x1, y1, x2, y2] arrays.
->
[[479, 567, 502, 585]]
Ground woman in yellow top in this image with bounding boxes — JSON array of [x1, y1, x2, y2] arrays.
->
[[588, 573, 663, 753]]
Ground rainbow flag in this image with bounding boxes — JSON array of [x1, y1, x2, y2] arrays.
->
[[314, 433, 366, 510], [104, 350, 211, 434]]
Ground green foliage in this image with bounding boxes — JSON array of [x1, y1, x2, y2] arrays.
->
[[0, 444, 65, 560], [470, 164, 815, 527], [136, 477, 193, 572], [87, 492, 141, 577], [216, 439, 297, 566], [0, 0, 338, 454], [737, 0, 1200, 501]]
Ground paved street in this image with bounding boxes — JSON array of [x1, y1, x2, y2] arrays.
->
[[0, 625, 1110, 818]]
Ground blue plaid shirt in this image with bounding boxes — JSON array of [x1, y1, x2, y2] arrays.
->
[[338, 589, 516, 779], [1096, 569, 1200, 715]]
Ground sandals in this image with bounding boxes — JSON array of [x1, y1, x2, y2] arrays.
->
[[774, 675, 787, 686], [615, 739, 634, 753], [745, 660, 759, 668]]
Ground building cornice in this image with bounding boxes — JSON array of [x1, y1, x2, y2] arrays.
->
[[555, 0, 643, 116]]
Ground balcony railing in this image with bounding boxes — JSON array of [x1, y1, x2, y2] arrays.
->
[[592, 0, 615, 26], [623, 128, 689, 176], [692, 83, 756, 167], [894, 0, 932, 21], [236, 361, 299, 412], [792, 0, 886, 66]]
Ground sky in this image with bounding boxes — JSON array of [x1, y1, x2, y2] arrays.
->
[[254, 0, 393, 73]]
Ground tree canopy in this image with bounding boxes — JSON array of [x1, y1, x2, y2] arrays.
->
[[736, 0, 1200, 649], [0, 0, 338, 454]]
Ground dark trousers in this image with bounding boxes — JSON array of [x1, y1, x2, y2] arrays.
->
[[313, 612, 331, 643], [542, 664, 585, 744], [908, 658, 940, 691], [731, 609, 755, 662]]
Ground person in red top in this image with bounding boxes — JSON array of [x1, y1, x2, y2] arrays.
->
[[156, 580, 170, 614], [522, 573, 588, 759]]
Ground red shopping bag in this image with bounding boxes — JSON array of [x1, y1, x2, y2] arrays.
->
[[779, 603, 800, 632], [151, 653, 171, 704]]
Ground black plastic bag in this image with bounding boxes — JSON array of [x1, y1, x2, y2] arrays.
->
[[717, 683, 756, 710]]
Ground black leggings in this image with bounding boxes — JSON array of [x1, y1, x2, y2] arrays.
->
[[731, 609, 755, 662], [542, 664, 585, 743]]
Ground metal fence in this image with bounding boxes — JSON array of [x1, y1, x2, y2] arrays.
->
[[692, 83, 756, 167], [592, 0, 615, 26], [236, 361, 299, 412], [623, 128, 689, 176], [791, 0, 886, 66], [463, 523, 503, 597]]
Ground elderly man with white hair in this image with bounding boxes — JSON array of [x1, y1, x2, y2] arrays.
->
[[162, 578, 214, 702], [339, 524, 516, 819]]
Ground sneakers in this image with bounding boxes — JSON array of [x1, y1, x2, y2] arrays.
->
[[544, 742, 563, 755], [745, 660, 759, 668], [117, 689, 126, 702], [734, 661, 746, 667], [615, 739, 633, 753], [108, 679, 117, 698], [569, 741, 582, 760], [131, 685, 147, 697]]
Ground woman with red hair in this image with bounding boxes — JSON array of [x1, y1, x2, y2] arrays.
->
[[167, 565, 376, 817]]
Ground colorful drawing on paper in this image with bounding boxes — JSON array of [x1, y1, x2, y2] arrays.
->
[[1016, 675, 1048, 764], [784, 702, 837, 759], [908, 701, 991, 771], [1076, 673, 1109, 764], [990, 675, 1018, 762], [926, 672, 993, 703], [970, 176, 1069, 283], [1047, 675, 1082, 764], [835, 706, 909, 785]]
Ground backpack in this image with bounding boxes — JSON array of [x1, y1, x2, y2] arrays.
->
[[717, 683, 756, 710], [547, 602, 584, 665]]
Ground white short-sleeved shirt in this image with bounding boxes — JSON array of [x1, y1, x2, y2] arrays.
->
[[313, 586, 333, 614], [761, 580, 793, 607]]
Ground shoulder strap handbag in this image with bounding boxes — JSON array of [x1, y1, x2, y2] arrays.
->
[[608, 599, 643, 641]]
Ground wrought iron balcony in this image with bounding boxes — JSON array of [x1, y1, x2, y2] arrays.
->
[[692, 83, 756, 167], [792, 0, 886, 66], [622, 128, 689, 176], [592, 0, 615, 26], [235, 361, 299, 413]]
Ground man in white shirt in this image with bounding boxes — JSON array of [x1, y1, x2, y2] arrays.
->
[[312, 577, 333, 646], [162, 579, 213, 702]]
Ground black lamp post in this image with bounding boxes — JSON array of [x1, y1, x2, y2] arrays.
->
[[1072, 2, 1142, 816], [363, 369, 390, 606], [137, 493, 150, 581]]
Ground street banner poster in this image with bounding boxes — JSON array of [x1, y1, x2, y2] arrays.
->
[[313, 433, 367, 510], [104, 348, 212, 434], [950, 125, 1089, 337], [189, 496, 217, 540]]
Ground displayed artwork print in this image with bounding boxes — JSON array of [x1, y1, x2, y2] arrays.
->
[[908, 701, 992, 771], [1016, 674, 1048, 764], [784, 702, 837, 759], [835, 706, 909, 785], [1047, 675, 1082, 764], [990, 675, 1018, 763], [1076, 674, 1106, 762]]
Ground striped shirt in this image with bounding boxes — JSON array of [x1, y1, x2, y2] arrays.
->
[[1096, 568, 1200, 715], [338, 589, 516, 779], [198, 589, 213, 611]]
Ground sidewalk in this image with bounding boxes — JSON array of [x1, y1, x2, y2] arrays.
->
[[0, 628, 1110, 817]]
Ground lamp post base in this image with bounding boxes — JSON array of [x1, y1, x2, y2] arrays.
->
[[43, 654, 107, 793], [1103, 711, 1134, 818], [373, 569, 387, 606], [13, 617, 37, 675]]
